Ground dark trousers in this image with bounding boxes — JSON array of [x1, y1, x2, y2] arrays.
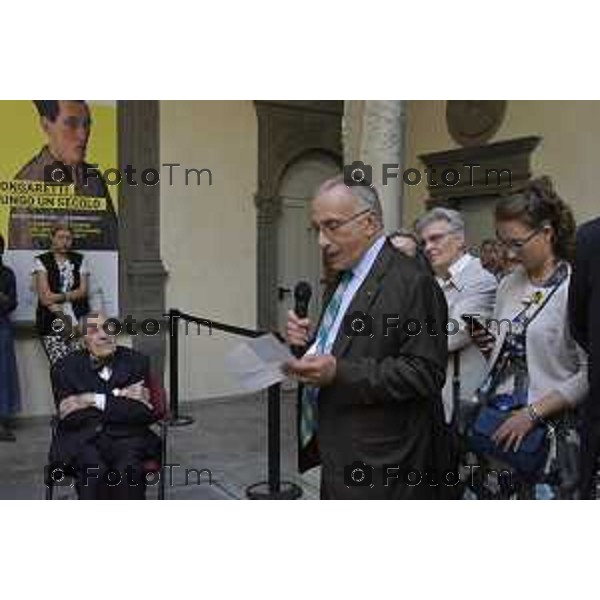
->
[[73, 434, 149, 500]]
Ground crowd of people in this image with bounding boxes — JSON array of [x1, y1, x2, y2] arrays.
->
[[1, 174, 599, 500], [286, 174, 599, 499], [398, 179, 588, 498]]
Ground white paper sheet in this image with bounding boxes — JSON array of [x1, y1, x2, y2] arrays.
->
[[224, 333, 293, 393]]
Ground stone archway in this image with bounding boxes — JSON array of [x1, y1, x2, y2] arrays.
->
[[275, 151, 341, 331], [254, 101, 343, 331]]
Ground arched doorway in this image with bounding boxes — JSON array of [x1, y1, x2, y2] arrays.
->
[[275, 153, 339, 332], [254, 100, 344, 332]]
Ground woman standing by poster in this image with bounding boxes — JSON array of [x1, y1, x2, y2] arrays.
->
[[33, 223, 90, 365], [0, 234, 20, 441]]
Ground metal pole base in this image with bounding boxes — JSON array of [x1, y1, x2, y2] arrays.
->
[[168, 415, 195, 427], [246, 481, 303, 500]]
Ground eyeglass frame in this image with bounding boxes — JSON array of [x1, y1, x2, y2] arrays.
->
[[420, 227, 462, 247], [497, 227, 544, 252], [312, 208, 372, 237]]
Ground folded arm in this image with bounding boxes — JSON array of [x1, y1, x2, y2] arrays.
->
[[51, 358, 155, 426]]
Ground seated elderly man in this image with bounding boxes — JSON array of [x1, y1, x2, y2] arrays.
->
[[416, 208, 498, 426], [49, 313, 162, 499]]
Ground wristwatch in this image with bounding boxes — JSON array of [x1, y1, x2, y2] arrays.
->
[[526, 404, 542, 424]]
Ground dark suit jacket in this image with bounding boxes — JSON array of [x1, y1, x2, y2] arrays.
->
[[50, 346, 160, 465], [309, 239, 449, 499], [569, 217, 600, 417], [568, 218, 600, 497]]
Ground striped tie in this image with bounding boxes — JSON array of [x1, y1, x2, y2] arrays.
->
[[300, 271, 353, 448]]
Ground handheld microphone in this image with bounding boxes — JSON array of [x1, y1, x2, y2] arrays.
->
[[292, 281, 312, 358]]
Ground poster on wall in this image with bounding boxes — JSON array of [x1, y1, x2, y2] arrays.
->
[[0, 100, 118, 322]]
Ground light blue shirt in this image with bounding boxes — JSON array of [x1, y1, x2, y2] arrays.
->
[[307, 235, 386, 356]]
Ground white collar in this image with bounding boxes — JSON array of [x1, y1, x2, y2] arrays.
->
[[448, 253, 472, 279], [98, 365, 112, 381], [436, 253, 472, 289], [349, 235, 386, 280]]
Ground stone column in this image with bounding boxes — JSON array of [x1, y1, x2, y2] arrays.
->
[[118, 100, 168, 382], [342, 100, 406, 231]]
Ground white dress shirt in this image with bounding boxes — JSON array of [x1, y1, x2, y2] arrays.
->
[[307, 235, 386, 356], [92, 365, 113, 410]]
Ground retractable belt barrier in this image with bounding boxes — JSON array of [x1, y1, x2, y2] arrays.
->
[[167, 308, 302, 499]]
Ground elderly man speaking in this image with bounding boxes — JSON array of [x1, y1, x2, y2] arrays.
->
[[285, 176, 449, 499]]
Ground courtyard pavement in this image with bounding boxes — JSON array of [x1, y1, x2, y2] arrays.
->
[[0, 388, 320, 500]]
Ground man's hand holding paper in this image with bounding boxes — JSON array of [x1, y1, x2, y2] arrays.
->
[[225, 333, 294, 393]]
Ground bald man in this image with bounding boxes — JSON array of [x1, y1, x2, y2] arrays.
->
[[285, 176, 450, 499]]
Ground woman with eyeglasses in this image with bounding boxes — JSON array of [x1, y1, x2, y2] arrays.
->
[[468, 177, 588, 498]]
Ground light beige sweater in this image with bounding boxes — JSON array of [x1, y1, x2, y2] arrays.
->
[[485, 264, 588, 406]]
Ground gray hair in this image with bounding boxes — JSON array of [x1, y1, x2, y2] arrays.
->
[[315, 175, 383, 222], [415, 207, 465, 239]]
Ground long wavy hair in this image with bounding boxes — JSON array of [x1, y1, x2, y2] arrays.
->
[[495, 176, 576, 262]]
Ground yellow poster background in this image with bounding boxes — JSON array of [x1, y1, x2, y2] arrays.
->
[[0, 100, 119, 322], [0, 100, 117, 241]]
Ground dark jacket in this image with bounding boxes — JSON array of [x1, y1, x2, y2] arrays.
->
[[50, 346, 160, 465], [303, 240, 450, 499], [12, 146, 118, 250], [568, 217, 600, 497], [0, 264, 17, 319], [569, 217, 600, 417], [35, 251, 90, 335]]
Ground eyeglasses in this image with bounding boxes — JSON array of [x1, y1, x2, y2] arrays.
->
[[421, 230, 456, 246], [312, 208, 371, 236], [497, 228, 541, 251], [62, 116, 91, 130]]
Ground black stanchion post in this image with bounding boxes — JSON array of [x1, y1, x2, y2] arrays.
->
[[163, 307, 302, 496], [246, 382, 302, 500], [268, 383, 281, 494], [168, 308, 194, 427]]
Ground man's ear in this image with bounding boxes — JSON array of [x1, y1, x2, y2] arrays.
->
[[366, 212, 381, 235], [40, 116, 51, 136]]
